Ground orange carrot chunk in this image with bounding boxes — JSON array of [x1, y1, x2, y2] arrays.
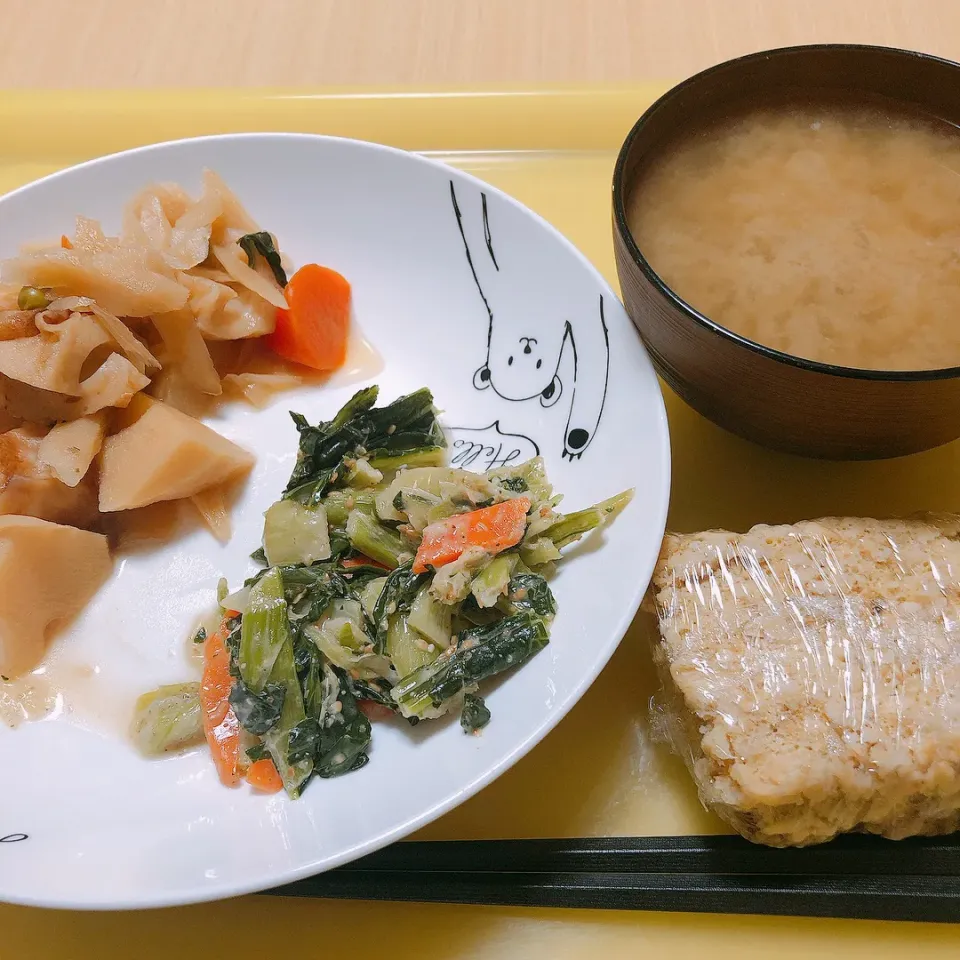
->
[[413, 497, 531, 574], [358, 700, 395, 722], [267, 263, 351, 372], [246, 757, 283, 793], [60, 235, 73, 249], [199, 622, 241, 788], [342, 555, 390, 571]]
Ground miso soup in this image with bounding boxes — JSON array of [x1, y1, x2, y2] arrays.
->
[[628, 98, 960, 371]]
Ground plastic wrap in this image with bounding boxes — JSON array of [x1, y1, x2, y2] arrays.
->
[[650, 515, 960, 847]]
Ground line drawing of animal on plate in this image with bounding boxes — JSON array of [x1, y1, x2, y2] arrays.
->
[[449, 180, 610, 460]]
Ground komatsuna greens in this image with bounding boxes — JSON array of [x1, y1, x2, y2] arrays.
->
[[132, 385, 633, 797]]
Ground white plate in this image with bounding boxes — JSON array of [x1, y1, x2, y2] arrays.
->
[[0, 134, 670, 910]]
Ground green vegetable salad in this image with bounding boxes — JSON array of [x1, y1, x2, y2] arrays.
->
[[132, 385, 632, 797]]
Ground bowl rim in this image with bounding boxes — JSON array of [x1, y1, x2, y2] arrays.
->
[[612, 42, 960, 384]]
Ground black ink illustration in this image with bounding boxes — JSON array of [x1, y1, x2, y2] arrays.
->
[[450, 180, 611, 460], [1, 833, 27, 843], [447, 422, 539, 472]]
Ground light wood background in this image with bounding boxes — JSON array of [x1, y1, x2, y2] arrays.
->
[[3, 0, 959, 88]]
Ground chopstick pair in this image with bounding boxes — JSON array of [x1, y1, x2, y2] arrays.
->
[[267, 834, 960, 923]]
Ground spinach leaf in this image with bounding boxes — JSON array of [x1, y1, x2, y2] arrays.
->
[[352, 676, 421, 727], [394, 612, 549, 716], [371, 560, 428, 654], [237, 231, 288, 287], [260, 627, 312, 796], [245, 561, 352, 622], [351, 676, 397, 710], [290, 567, 353, 623], [229, 678, 285, 735], [460, 693, 491, 733], [499, 476, 528, 493], [287, 666, 372, 777], [245, 553, 379, 650], [284, 387, 378, 497], [246, 742, 270, 763], [316, 668, 372, 777], [287, 717, 321, 766], [222, 616, 243, 679], [250, 546, 267, 566], [282, 386, 445, 502], [329, 533, 352, 560], [293, 633, 325, 717], [284, 467, 340, 507], [505, 573, 557, 619], [337, 561, 392, 586], [457, 594, 501, 627], [314, 667, 371, 777]]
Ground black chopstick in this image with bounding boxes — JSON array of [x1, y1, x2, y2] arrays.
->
[[266, 835, 960, 922]]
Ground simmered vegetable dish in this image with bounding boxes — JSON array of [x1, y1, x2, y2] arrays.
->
[[133, 386, 632, 797]]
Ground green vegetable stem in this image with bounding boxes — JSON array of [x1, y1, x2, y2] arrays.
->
[[393, 612, 549, 718]]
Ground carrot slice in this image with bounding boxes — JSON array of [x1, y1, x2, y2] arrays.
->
[[246, 757, 283, 793], [342, 555, 389, 571], [267, 263, 351, 372], [413, 497, 531, 574], [199, 622, 241, 787], [358, 700, 394, 722], [60, 235, 73, 249]]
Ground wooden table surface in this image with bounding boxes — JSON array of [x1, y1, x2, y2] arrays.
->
[[4, 0, 960, 88]]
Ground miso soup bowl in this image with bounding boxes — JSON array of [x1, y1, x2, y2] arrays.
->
[[613, 44, 960, 461]]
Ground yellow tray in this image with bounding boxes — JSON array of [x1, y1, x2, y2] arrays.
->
[[2, 87, 959, 958]]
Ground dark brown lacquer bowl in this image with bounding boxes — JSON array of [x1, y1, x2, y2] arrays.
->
[[613, 44, 960, 461]]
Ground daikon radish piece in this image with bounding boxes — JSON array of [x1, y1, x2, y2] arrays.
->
[[0, 515, 111, 679], [98, 397, 253, 511]]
